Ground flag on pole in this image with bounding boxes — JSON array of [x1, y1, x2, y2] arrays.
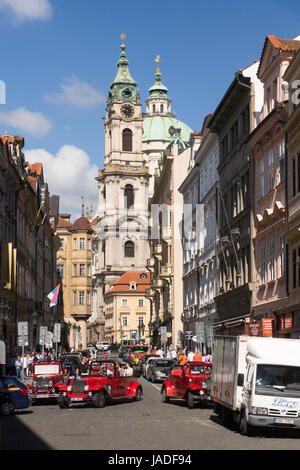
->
[[47, 284, 60, 307]]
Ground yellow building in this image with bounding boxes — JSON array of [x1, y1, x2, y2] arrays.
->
[[104, 272, 151, 344], [56, 208, 93, 350]]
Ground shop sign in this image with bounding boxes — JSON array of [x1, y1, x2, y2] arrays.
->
[[262, 318, 273, 337]]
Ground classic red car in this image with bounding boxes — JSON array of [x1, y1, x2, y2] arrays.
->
[[57, 360, 143, 409], [27, 362, 63, 402], [161, 362, 212, 409]]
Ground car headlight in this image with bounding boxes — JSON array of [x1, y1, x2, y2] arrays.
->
[[33, 381, 37, 387], [84, 385, 89, 392], [251, 407, 268, 415], [202, 381, 207, 388], [200, 390, 204, 395], [49, 381, 53, 387], [67, 385, 72, 392]]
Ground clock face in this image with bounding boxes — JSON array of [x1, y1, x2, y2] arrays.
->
[[121, 104, 134, 118]]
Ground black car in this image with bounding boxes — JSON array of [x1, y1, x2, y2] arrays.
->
[[146, 358, 175, 383], [134, 354, 160, 378]]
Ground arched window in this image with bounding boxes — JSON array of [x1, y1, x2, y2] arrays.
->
[[152, 104, 156, 113], [160, 104, 164, 113], [124, 184, 134, 209], [122, 128, 132, 152], [125, 241, 135, 258]]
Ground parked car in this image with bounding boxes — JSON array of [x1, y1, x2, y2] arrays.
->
[[118, 345, 130, 360], [144, 356, 159, 379], [26, 362, 63, 402], [57, 360, 143, 409], [146, 358, 175, 383], [135, 354, 160, 377], [0, 376, 31, 416], [161, 362, 212, 409]]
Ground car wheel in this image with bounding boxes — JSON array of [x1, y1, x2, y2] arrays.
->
[[161, 387, 170, 403], [58, 397, 69, 409], [95, 390, 106, 408], [187, 391, 195, 409], [133, 387, 142, 402], [1, 400, 16, 416]]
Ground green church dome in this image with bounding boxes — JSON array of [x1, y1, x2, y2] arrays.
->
[[142, 115, 193, 144]]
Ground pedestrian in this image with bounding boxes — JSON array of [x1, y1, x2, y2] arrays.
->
[[171, 348, 177, 361], [15, 356, 22, 380], [21, 354, 28, 378], [178, 350, 188, 366], [193, 350, 202, 362], [187, 350, 194, 362], [27, 354, 33, 376]]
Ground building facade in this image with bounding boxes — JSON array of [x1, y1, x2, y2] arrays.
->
[[208, 61, 264, 335]]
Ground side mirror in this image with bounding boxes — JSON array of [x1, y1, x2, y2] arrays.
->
[[237, 373, 244, 387]]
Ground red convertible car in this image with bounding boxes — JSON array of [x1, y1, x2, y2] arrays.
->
[[161, 362, 212, 409], [27, 362, 63, 402], [57, 360, 143, 409]]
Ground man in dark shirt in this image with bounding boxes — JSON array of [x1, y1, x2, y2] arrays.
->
[[76, 357, 89, 378]]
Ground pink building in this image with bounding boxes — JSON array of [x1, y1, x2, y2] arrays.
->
[[249, 35, 300, 329]]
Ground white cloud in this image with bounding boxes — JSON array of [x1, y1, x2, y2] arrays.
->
[[24, 145, 99, 218], [0, 107, 52, 138], [45, 76, 105, 109], [0, 0, 53, 23]]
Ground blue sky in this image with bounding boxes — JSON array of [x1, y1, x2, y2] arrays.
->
[[0, 0, 299, 216]]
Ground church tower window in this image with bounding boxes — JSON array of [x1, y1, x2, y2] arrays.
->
[[122, 128, 132, 152], [124, 184, 134, 209], [125, 241, 135, 258]]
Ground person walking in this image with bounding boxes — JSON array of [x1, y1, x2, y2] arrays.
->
[[193, 350, 202, 362], [178, 350, 188, 366], [21, 354, 28, 379], [187, 350, 194, 362], [15, 356, 22, 380]]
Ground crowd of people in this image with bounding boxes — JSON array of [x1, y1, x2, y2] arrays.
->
[[6, 350, 59, 380], [148, 345, 212, 366]]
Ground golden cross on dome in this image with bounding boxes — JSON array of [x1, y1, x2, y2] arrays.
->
[[120, 33, 126, 51], [155, 55, 161, 76]]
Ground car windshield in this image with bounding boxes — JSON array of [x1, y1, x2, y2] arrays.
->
[[89, 362, 115, 377], [34, 364, 60, 375], [132, 346, 148, 353], [255, 364, 300, 397], [189, 365, 211, 374], [155, 360, 172, 367]]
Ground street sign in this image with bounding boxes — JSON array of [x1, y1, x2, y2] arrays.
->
[[18, 322, 28, 336], [160, 326, 167, 343], [185, 330, 193, 340], [53, 323, 61, 343], [18, 335, 28, 347], [39, 326, 48, 345], [45, 331, 54, 348]]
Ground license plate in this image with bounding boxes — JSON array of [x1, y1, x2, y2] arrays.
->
[[71, 397, 83, 402], [36, 394, 48, 398], [274, 418, 294, 424]]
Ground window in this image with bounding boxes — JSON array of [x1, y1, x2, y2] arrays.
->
[[138, 317, 144, 327], [60, 238, 65, 250], [152, 104, 156, 113], [279, 234, 285, 277], [73, 238, 77, 250], [259, 159, 264, 198], [260, 245, 265, 284], [79, 291, 85, 305], [122, 128, 132, 152], [73, 264, 77, 276], [278, 141, 285, 183], [73, 291, 77, 305], [57, 264, 64, 278], [160, 104, 164, 113], [122, 299, 128, 307], [80, 238, 85, 250], [125, 241, 134, 258], [267, 151, 274, 191], [138, 299, 144, 307], [122, 316, 128, 327], [269, 240, 275, 281], [124, 184, 134, 209], [79, 264, 85, 276]]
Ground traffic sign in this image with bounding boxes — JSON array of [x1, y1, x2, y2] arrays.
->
[[39, 326, 48, 345], [18, 335, 28, 347], [160, 326, 167, 343], [18, 322, 28, 336], [53, 323, 61, 343]]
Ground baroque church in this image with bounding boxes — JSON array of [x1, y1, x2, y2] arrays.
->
[[90, 37, 193, 343]]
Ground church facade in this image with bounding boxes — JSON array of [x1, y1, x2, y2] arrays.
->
[[90, 38, 193, 345]]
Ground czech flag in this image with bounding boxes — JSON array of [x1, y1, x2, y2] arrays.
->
[[47, 284, 61, 307]]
